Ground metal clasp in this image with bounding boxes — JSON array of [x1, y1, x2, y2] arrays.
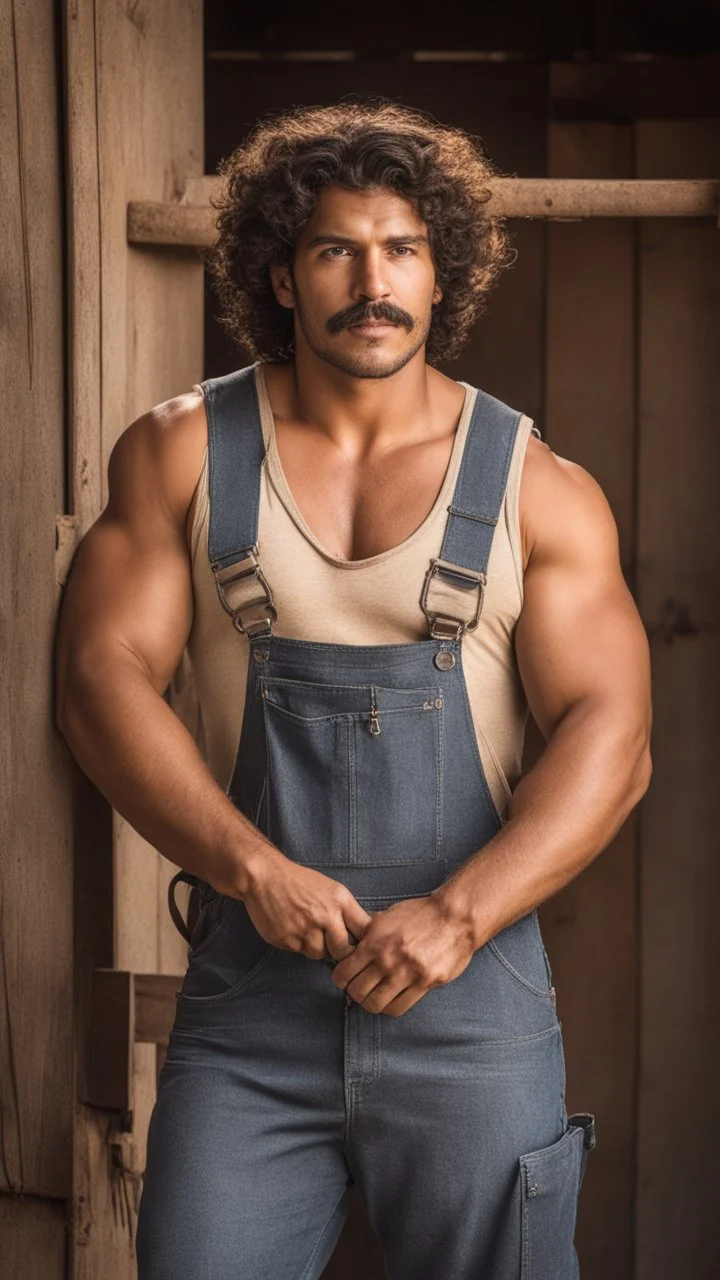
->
[[419, 557, 486, 641], [211, 546, 277, 638]]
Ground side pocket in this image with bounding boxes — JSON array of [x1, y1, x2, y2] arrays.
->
[[188, 889, 234, 958], [519, 1113, 596, 1279], [178, 899, 277, 1002]]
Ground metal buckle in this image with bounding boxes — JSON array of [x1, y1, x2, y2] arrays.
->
[[420, 557, 486, 640], [211, 547, 277, 638]]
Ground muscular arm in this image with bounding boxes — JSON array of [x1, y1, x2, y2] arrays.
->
[[430, 437, 653, 948], [54, 394, 273, 898]]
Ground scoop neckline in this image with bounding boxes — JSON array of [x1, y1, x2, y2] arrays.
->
[[254, 361, 475, 571]]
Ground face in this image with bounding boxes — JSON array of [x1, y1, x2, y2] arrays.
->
[[270, 185, 442, 380]]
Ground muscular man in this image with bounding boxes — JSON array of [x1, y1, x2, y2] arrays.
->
[[55, 100, 652, 1280]]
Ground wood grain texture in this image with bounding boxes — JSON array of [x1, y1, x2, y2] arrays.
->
[[541, 120, 639, 1280], [634, 119, 720, 1280], [63, 1, 204, 1273], [0, 1192, 67, 1280], [0, 0, 74, 1207]]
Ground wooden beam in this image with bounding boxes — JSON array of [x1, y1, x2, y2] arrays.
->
[[127, 178, 720, 248], [86, 971, 183, 1114]]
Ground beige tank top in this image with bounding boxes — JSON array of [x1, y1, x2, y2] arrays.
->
[[186, 362, 533, 819]]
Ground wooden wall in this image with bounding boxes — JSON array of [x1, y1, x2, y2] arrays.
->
[[0, 0, 74, 1272], [634, 119, 720, 1280], [64, 2, 204, 1276]]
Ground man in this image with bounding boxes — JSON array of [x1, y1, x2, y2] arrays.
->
[[55, 99, 652, 1279]]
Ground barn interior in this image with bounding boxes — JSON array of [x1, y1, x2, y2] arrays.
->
[[2, 1, 719, 1277]]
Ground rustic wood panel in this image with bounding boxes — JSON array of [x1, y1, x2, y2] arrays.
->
[[542, 120, 638, 1280], [63, 2, 204, 1275], [550, 55, 720, 121], [634, 119, 720, 1280], [0, 0, 73, 1210], [0, 1192, 67, 1280]]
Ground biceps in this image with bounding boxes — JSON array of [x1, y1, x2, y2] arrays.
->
[[56, 515, 194, 694], [514, 565, 651, 739]]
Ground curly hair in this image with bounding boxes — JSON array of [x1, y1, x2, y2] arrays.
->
[[205, 96, 516, 367]]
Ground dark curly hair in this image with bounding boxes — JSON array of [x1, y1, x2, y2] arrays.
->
[[205, 96, 516, 367]]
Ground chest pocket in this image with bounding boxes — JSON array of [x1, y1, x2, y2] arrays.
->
[[258, 676, 445, 868]]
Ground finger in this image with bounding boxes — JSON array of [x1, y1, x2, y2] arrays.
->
[[342, 899, 373, 944], [302, 926, 329, 961], [376, 981, 428, 1017], [324, 921, 358, 961], [346, 964, 398, 1005]]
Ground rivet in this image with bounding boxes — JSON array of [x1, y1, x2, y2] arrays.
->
[[434, 650, 456, 671], [253, 649, 269, 663], [434, 697, 443, 709]]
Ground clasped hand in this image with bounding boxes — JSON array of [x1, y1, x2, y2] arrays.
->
[[328, 895, 476, 1017]]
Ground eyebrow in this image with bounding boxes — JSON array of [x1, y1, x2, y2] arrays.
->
[[305, 232, 429, 249]]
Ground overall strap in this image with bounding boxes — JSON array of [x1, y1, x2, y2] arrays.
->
[[202, 362, 277, 639], [420, 386, 524, 641]]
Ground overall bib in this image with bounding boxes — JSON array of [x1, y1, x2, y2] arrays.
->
[[137, 365, 595, 1280]]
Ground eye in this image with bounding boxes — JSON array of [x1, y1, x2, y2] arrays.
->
[[391, 246, 415, 256], [321, 246, 351, 258]]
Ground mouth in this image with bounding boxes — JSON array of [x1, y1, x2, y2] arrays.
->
[[347, 322, 398, 335]]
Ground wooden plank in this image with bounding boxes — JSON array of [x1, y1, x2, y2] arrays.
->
[[63, 1, 204, 1274], [0, 0, 74, 1202], [96, 0, 205, 1174], [202, 4, 579, 55], [541, 121, 638, 1280], [634, 119, 720, 1280], [0, 1193, 67, 1280], [551, 55, 720, 121], [128, 179, 720, 247], [64, 0, 104, 536], [85, 972, 184, 1111]]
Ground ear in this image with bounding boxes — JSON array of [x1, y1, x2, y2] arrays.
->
[[432, 282, 443, 306], [269, 262, 296, 311]]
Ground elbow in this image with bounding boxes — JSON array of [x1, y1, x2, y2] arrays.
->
[[628, 733, 653, 808], [54, 652, 101, 746], [55, 667, 82, 745]]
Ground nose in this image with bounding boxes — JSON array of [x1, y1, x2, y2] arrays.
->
[[351, 249, 391, 304]]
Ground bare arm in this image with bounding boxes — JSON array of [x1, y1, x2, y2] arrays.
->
[[430, 437, 653, 946], [55, 393, 371, 956], [55, 394, 266, 895]]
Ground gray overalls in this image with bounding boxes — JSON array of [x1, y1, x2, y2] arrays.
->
[[137, 364, 595, 1280]]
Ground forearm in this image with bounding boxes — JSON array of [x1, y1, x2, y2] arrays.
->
[[57, 657, 278, 898], [431, 698, 652, 949]]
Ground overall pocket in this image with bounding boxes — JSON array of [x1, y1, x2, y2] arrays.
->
[[260, 677, 444, 867], [486, 910, 556, 1003], [519, 1113, 596, 1279], [178, 898, 277, 1003]]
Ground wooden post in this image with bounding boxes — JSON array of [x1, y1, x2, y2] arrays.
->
[[634, 119, 720, 1280], [543, 119, 639, 1280], [63, 3, 204, 1274], [0, 0, 73, 1271]]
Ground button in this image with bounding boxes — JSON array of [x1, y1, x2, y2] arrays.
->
[[434, 649, 456, 671], [253, 649, 269, 663]]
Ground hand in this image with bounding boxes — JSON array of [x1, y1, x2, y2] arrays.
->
[[329, 895, 476, 1016], [241, 847, 372, 963]]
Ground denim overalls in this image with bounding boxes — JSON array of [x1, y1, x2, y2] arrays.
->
[[137, 364, 595, 1280]]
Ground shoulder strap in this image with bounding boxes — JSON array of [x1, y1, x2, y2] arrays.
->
[[420, 386, 524, 641], [201, 362, 277, 640]]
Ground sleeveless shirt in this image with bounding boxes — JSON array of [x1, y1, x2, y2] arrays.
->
[[186, 362, 533, 820]]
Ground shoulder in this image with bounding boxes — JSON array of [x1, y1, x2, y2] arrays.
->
[[518, 434, 619, 572], [107, 386, 208, 529]]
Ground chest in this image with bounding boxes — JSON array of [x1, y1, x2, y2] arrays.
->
[[272, 422, 458, 563]]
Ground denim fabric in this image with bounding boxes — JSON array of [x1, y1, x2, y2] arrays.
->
[[136, 366, 594, 1278]]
